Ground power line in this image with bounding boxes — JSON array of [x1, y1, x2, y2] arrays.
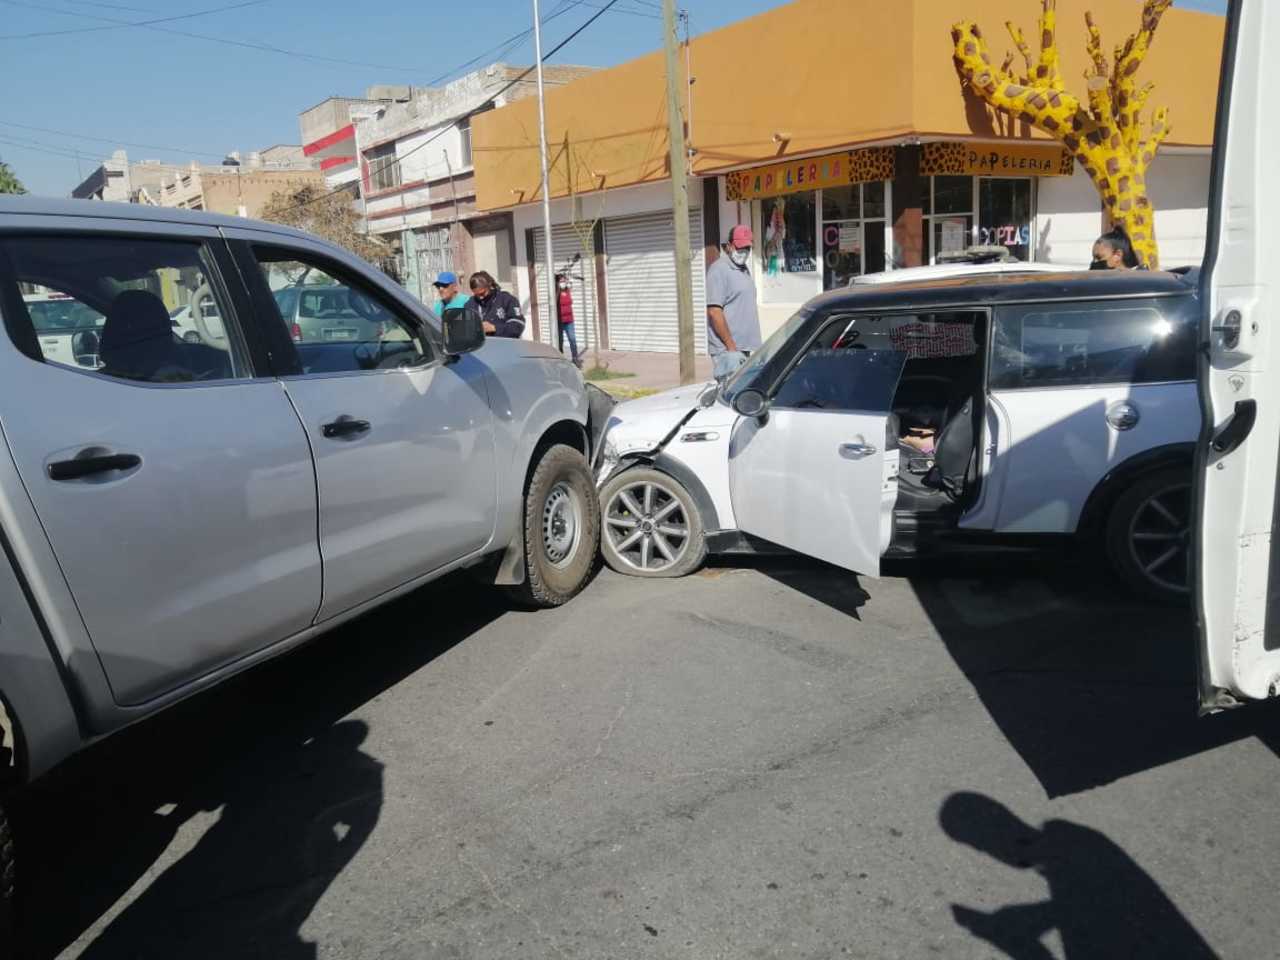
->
[[283, 0, 625, 215], [0, 0, 422, 71], [565, 0, 660, 20], [0, 0, 265, 40], [0, 119, 228, 159]]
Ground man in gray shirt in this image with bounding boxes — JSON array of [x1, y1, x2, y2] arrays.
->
[[706, 224, 763, 380]]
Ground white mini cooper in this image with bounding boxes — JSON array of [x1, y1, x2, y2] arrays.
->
[[595, 269, 1201, 601]]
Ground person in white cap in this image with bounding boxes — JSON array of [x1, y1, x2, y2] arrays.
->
[[706, 224, 762, 381]]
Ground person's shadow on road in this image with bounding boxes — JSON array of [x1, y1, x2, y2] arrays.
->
[[940, 791, 1219, 959], [76, 719, 382, 960]]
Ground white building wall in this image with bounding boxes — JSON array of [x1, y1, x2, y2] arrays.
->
[[509, 177, 701, 332], [1036, 151, 1210, 269], [397, 124, 469, 184], [1148, 152, 1211, 269]]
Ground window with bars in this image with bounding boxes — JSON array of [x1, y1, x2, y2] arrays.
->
[[415, 226, 454, 283], [366, 142, 401, 192]]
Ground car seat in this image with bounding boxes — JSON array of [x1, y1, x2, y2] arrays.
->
[[100, 289, 191, 382]]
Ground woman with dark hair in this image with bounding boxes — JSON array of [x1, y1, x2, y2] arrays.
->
[[464, 270, 526, 338], [1091, 227, 1142, 270]]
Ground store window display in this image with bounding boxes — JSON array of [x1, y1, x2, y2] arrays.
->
[[760, 192, 817, 303]]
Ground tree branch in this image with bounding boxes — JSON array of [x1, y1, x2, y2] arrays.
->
[[1138, 106, 1171, 175], [1005, 21, 1035, 84], [1034, 0, 1065, 92]]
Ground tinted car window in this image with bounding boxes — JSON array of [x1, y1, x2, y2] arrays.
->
[[990, 297, 1196, 389], [253, 249, 431, 374], [1, 235, 247, 383]]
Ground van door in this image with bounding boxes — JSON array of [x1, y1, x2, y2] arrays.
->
[[1195, 0, 1280, 709], [727, 313, 905, 575]]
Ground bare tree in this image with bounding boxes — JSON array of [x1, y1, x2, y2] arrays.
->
[[259, 185, 389, 266]]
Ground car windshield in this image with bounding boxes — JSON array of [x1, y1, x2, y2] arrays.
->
[[720, 308, 811, 405], [26, 299, 105, 333]]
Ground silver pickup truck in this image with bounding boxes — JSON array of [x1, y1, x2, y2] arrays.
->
[[0, 198, 611, 943]]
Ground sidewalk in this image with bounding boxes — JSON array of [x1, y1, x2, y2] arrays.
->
[[578, 349, 712, 398]]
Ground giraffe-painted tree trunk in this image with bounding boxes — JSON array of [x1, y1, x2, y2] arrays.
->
[[952, 0, 1173, 269]]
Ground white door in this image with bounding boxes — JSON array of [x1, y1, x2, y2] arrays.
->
[[0, 228, 322, 706], [604, 209, 707, 354], [532, 223, 598, 348], [1196, 0, 1280, 708], [243, 242, 498, 622], [727, 331, 904, 575]]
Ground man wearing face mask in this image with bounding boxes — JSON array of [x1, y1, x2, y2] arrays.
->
[[706, 224, 763, 381]]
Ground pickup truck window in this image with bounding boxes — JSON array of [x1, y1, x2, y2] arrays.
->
[[1, 235, 248, 384], [252, 248, 431, 376]]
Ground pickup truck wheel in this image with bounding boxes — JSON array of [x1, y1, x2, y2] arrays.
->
[[512, 444, 600, 607], [1105, 466, 1192, 603], [0, 799, 14, 950], [599, 468, 707, 578]]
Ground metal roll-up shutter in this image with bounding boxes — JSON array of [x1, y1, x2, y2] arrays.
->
[[604, 209, 706, 354], [531, 224, 598, 349]]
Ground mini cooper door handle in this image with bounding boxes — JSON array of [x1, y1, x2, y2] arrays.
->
[[840, 442, 878, 456], [48, 453, 141, 481], [322, 416, 371, 440]]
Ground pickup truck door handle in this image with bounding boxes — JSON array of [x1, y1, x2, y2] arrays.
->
[[48, 453, 141, 481], [322, 416, 371, 440]]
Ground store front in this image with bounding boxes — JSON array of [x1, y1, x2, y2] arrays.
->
[[725, 147, 896, 309], [917, 141, 1074, 263]]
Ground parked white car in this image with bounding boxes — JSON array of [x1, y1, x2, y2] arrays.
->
[[21, 291, 104, 368], [596, 269, 1200, 601]]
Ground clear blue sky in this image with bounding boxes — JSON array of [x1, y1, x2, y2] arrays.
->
[[0, 0, 1228, 197]]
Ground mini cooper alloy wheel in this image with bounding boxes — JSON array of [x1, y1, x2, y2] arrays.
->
[[603, 477, 692, 574]]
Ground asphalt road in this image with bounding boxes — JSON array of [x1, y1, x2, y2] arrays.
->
[[15, 554, 1280, 959]]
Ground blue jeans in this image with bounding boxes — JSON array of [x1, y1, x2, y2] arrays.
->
[[558, 322, 580, 361]]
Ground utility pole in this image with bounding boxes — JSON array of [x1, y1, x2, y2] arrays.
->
[[663, 0, 696, 384], [532, 0, 557, 347]]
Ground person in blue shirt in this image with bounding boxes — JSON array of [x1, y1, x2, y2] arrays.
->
[[432, 271, 470, 314]]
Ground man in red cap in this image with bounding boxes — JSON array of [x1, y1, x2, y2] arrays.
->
[[706, 224, 762, 380]]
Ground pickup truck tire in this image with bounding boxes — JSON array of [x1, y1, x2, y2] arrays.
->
[[511, 444, 600, 607], [0, 799, 14, 950]]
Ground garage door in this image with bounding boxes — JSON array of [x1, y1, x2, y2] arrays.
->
[[604, 209, 707, 354], [531, 224, 598, 349]]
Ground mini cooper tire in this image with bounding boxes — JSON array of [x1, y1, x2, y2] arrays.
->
[[599, 467, 706, 578], [510, 444, 599, 608], [1105, 466, 1193, 603]]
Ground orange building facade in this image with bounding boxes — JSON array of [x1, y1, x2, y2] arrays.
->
[[473, 0, 1223, 351]]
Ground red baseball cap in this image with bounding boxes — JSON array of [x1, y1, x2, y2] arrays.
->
[[729, 225, 753, 248]]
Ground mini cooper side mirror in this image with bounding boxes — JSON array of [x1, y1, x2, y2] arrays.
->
[[732, 388, 769, 421], [441, 306, 484, 358]]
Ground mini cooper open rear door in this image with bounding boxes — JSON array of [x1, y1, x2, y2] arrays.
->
[[728, 339, 904, 577], [1196, 0, 1280, 709]]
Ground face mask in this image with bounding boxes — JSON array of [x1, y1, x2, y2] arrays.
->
[[730, 248, 750, 267], [1089, 258, 1109, 271], [559, 282, 569, 290]]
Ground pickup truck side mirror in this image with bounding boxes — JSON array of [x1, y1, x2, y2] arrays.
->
[[441, 306, 484, 357]]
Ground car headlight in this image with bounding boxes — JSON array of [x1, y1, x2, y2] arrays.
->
[[595, 437, 620, 487]]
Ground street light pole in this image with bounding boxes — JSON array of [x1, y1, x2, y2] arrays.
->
[[663, 0, 696, 384], [532, 0, 557, 348]]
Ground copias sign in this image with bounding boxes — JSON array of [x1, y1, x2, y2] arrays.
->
[[952, 0, 1174, 269]]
